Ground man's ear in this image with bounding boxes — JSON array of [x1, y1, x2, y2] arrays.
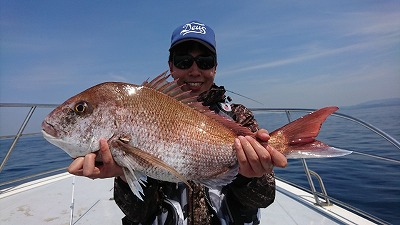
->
[[168, 61, 174, 74]]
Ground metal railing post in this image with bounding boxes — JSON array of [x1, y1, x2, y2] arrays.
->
[[284, 110, 330, 206], [0, 106, 37, 173], [309, 170, 332, 206], [300, 158, 320, 205]]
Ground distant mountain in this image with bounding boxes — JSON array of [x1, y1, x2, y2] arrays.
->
[[343, 98, 400, 109]]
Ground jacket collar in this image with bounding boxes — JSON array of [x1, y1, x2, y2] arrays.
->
[[198, 84, 227, 106]]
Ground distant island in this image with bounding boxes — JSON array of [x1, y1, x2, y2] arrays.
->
[[343, 98, 400, 109]]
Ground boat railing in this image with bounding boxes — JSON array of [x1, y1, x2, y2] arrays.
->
[[261, 107, 397, 208], [1, 104, 399, 224], [0, 103, 59, 174], [250, 107, 399, 225]]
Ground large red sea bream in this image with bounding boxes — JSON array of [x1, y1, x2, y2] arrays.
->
[[42, 72, 351, 200]]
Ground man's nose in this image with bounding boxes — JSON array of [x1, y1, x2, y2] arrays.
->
[[188, 62, 201, 76]]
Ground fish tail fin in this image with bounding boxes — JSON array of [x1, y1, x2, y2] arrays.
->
[[270, 106, 352, 158]]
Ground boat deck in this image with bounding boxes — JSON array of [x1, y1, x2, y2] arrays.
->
[[0, 172, 374, 225]]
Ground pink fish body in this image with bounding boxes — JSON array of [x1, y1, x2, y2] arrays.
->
[[42, 72, 351, 199]]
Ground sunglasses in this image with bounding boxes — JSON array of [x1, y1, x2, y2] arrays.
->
[[173, 54, 215, 70]]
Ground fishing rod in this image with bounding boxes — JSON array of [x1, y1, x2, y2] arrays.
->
[[226, 89, 264, 105]]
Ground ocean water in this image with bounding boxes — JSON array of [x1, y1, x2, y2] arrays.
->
[[0, 105, 399, 224]]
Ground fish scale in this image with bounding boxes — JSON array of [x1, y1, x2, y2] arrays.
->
[[106, 83, 239, 183]]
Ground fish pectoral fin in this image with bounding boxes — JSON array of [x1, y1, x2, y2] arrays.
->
[[114, 140, 191, 189], [197, 162, 239, 190], [121, 167, 147, 201]]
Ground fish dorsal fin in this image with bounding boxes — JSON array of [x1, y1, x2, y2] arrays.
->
[[143, 72, 254, 137], [143, 71, 198, 104]]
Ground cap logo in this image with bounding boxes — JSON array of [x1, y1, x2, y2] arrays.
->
[[180, 22, 206, 36]]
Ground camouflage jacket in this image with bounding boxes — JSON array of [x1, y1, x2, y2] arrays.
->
[[114, 84, 276, 225]]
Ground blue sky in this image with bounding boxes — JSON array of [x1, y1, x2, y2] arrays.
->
[[1, 1, 399, 110]]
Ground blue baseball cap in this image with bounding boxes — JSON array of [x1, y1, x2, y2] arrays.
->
[[170, 21, 216, 53]]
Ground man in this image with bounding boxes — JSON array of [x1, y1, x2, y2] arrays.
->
[[68, 20, 287, 225]]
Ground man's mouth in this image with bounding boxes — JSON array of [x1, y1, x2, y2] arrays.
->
[[186, 82, 202, 87]]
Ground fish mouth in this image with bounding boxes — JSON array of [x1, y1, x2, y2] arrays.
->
[[41, 120, 58, 138], [41, 129, 57, 142], [41, 129, 85, 159]]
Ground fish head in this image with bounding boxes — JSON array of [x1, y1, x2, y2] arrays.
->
[[42, 82, 134, 158]]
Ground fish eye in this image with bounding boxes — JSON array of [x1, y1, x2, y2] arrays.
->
[[74, 101, 88, 114]]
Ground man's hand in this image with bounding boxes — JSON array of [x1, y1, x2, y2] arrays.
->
[[68, 139, 124, 179], [235, 129, 287, 177]]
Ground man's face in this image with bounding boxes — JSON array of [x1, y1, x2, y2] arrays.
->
[[169, 49, 216, 97]]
